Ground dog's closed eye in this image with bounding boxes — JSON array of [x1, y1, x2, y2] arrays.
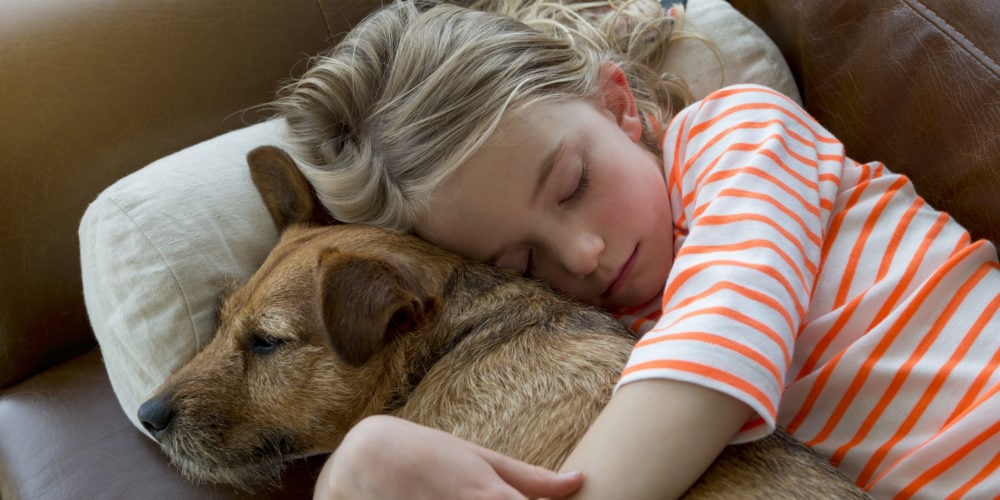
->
[[248, 334, 286, 356]]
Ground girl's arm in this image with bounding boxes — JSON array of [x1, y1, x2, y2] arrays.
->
[[561, 379, 753, 499], [562, 84, 840, 499]]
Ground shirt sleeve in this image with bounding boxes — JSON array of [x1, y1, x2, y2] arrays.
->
[[617, 84, 845, 441]]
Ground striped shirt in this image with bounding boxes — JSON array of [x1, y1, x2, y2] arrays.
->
[[616, 84, 1000, 498]]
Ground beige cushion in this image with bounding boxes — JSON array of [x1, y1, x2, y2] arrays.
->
[[80, 0, 800, 436], [80, 120, 287, 433], [668, 0, 801, 102]]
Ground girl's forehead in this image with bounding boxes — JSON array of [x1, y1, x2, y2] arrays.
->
[[414, 107, 574, 258], [414, 166, 533, 263], [487, 98, 590, 147]]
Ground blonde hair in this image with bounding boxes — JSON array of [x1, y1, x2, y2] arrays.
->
[[276, 0, 691, 233]]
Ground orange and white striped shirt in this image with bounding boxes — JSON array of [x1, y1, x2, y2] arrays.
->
[[616, 84, 1000, 498]]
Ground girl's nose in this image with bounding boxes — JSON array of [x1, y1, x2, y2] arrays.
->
[[556, 231, 604, 279]]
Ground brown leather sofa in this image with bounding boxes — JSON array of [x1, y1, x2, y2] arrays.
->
[[0, 1, 380, 498], [729, 0, 1000, 247], [1, 0, 997, 498]]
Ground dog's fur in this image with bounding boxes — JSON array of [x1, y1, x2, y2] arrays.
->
[[138, 146, 869, 498]]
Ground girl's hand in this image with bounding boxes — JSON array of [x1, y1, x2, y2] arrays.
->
[[314, 415, 584, 500]]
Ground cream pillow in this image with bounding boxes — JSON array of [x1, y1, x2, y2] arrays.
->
[[81, 120, 287, 433], [80, 0, 800, 436], [668, 0, 801, 103]]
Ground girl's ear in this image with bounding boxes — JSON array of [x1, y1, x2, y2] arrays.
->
[[597, 61, 643, 143]]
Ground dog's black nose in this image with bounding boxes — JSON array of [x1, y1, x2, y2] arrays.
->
[[137, 397, 176, 440]]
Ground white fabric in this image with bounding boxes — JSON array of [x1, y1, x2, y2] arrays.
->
[[666, 0, 801, 103], [80, 120, 288, 433], [79, 2, 801, 436]]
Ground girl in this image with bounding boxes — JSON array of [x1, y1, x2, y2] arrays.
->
[[277, 1, 1000, 498]]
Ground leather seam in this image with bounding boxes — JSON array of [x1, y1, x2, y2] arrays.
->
[[902, 0, 1000, 78], [315, 0, 334, 41]]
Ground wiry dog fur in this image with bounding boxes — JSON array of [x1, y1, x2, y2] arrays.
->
[[138, 146, 869, 498]]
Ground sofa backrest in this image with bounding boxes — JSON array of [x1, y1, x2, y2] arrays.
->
[[730, 0, 1000, 246], [6, 0, 997, 389], [0, 0, 381, 388]]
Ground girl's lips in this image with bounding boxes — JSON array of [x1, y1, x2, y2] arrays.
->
[[601, 246, 638, 300]]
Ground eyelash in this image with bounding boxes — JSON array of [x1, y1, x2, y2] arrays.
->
[[562, 163, 590, 205], [521, 163, 590, 277]]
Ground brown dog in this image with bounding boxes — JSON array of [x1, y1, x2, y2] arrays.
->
[[137, 146, 869, 498]]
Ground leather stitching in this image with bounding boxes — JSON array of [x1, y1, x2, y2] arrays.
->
[[315, 0, 333, 41], [903, 0, 1000, 77]]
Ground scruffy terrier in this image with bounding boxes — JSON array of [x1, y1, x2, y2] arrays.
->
[[137, 146, 868, 498]]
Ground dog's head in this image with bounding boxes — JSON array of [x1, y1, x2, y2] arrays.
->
[[136, 147, 456, 489]]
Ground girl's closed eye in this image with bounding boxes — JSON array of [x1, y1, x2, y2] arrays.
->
[[561, 162, 590, 205], [521, 163, 589, 278]]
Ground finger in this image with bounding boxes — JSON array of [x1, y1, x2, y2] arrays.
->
[[481, 449, 584, 499]]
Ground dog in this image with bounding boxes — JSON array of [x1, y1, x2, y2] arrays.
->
[[137, 145, 869, 498]]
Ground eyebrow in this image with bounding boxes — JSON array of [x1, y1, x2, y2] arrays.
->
[[532, 138, 567, 202]]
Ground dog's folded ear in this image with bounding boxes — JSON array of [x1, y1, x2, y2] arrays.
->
[[316, 249, 438, 367], [247, 145, 337, 231]]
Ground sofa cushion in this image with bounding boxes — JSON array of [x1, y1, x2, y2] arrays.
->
[[80, 120, 287, 434], [80, 0, 800, 437], [0, 350, 321, 499], [666, 0, 800, 102]]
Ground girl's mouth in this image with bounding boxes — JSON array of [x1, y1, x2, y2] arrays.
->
[[601, 245, 638, 300]]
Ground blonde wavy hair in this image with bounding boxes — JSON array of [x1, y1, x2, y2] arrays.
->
[[276, 0, 692, 233]]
